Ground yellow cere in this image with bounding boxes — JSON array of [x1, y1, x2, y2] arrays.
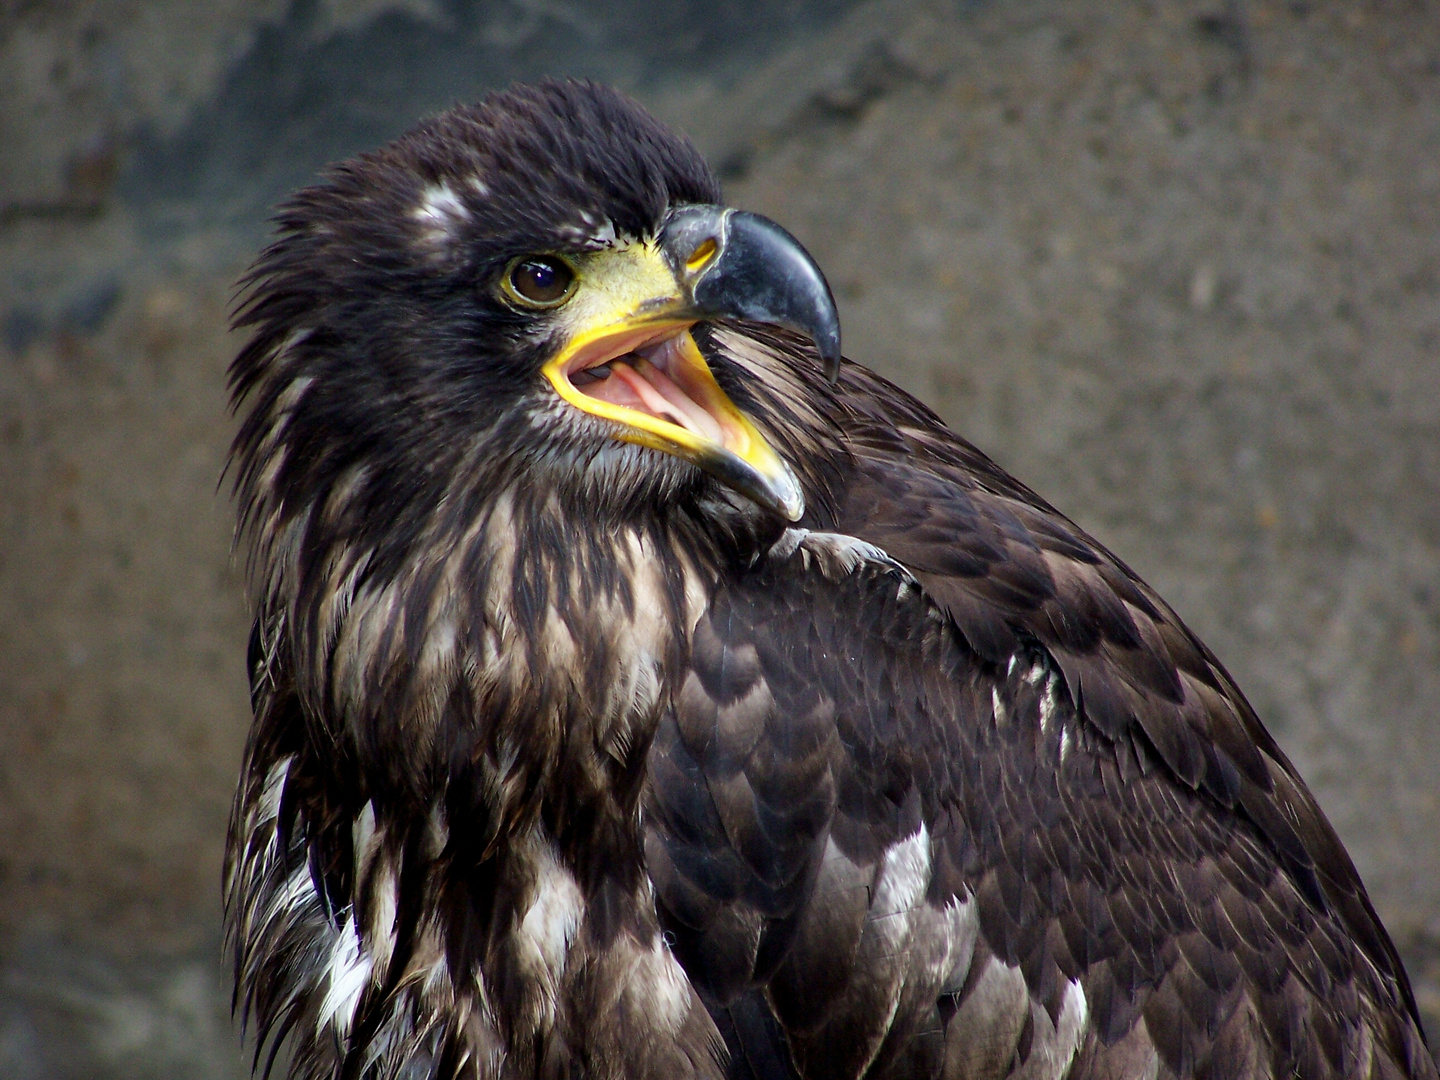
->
[[551, 241, 683, 335]]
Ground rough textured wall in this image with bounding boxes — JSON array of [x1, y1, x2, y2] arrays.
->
[[1, 1, 1437, 1076]]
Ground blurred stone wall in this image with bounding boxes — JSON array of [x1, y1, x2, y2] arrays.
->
[[2, 1, 1437, 1076]]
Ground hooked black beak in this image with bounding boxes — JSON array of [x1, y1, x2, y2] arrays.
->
[[659, 205, 842, 382]]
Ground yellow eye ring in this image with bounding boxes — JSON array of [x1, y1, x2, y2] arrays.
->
[[500, 255, 578, 309]]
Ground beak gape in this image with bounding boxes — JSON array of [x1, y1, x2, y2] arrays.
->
[[543, 206, 840, 521]]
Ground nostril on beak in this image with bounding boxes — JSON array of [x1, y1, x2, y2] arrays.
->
[[685, 237, 719, 274]]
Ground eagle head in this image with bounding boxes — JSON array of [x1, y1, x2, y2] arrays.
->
[[229, 79, 839, 594]]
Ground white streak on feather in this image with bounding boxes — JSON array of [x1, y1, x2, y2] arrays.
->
[[271, 370, 314, 414], [556, 214, 617, 248], [332, 577, 403, 715], [257, 756, 292, 826], [400, 921, 450, 999], [366, 860, 399, 974], [425, 802, 448, 859], [845, 824, 933, 1079], [517, 839, 584, 981], [413, 182, 469, 245], [316, 545, 366, 661], [350, 802, 399, 970], [268, 862, 318, 928], [320, 915, 373, 1036], [254, 448, 288, 507], [1041, 669, 1064, 735], [322, 464, 369, 526], [589, 217, 616, 246], [255, 369, 312, 449], [249, 371, 314, 500], [626, 936, 693, 1036], [870, 823, 931, 934], [353, 802, 377, 872]]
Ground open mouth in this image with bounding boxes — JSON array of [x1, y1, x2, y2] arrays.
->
[[556, 325, 754, 457], [541, 321, 803, 521], [572, 342, 723, 444]]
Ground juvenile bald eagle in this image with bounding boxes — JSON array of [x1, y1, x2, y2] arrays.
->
[[225, 80, 1435, 1080]]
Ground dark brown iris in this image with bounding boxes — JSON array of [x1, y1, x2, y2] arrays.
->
[[507, 256, 575, 307]]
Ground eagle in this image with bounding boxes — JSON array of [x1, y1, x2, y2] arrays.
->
[[224, 80, 1435, 1080]]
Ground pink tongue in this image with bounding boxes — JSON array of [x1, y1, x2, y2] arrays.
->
[[582, 358, 723, 443]]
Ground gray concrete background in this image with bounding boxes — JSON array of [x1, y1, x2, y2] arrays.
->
[[2, 1, 1438, 1076]]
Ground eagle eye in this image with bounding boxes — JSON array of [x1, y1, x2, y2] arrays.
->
[[503, 256, 577, 308]]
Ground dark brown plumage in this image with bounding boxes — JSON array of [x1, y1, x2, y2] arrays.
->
[[224, 79, 1435, 1080]]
